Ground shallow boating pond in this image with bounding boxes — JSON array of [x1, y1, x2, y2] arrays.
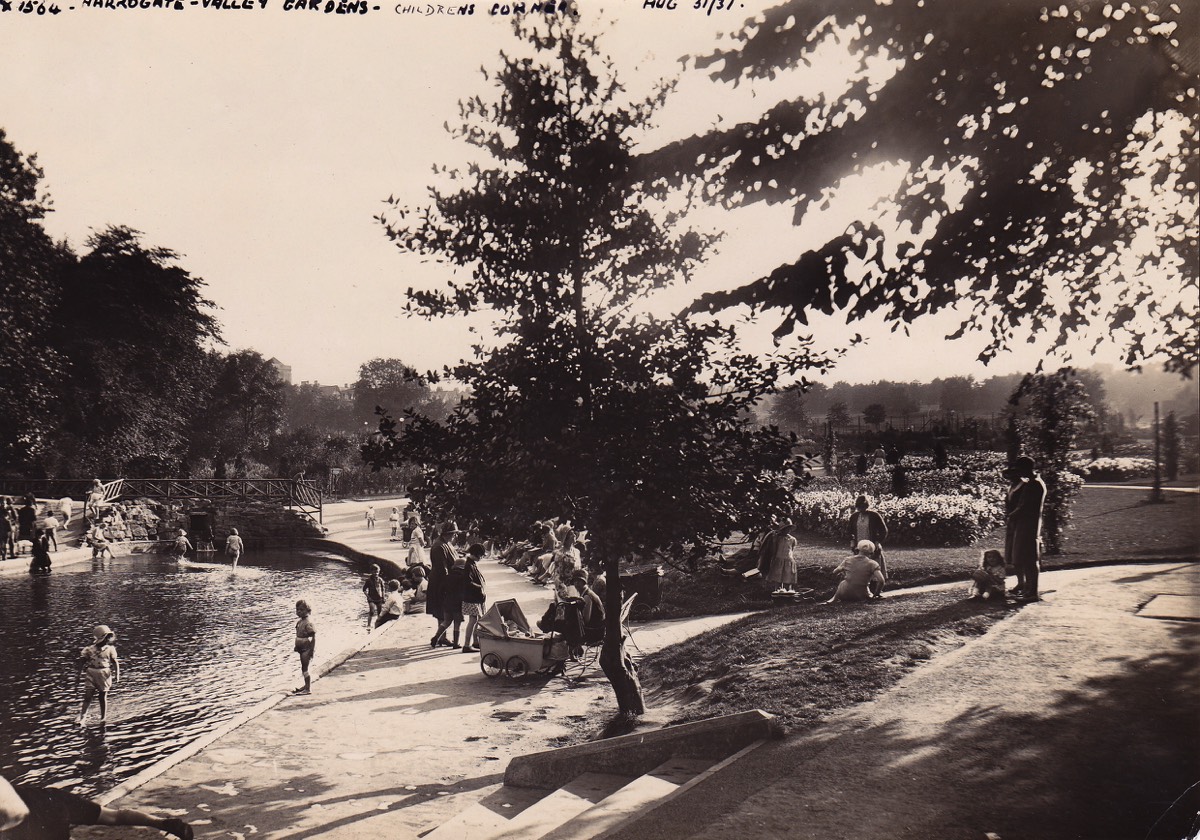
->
[[0, 549, 373, 797]]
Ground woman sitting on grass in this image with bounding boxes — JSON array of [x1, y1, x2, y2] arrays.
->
[[826, 540, 885, 603]]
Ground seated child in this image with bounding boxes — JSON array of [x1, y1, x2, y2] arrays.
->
[[968, 549, 1008, 600], [375, 580, 405, 628], [403, 566, 428, 614], [827, 540, 886, 603]]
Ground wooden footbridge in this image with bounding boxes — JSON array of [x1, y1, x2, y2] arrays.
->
[[0, 477, 324, 525]]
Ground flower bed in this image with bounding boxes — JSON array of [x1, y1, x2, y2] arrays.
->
[[1075, 457, 1157, 482], [792, 489, 1003, 547], [810, 465, 1005, 504]]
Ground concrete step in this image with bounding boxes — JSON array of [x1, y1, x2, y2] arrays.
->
[[488, 773, 632, 840], [541, 757, 714, 840], [423, 803, 510, 839]]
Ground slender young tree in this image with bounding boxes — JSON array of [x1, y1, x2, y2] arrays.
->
[[1009, 368, 1094, 554], [366, 13, 819, 715]]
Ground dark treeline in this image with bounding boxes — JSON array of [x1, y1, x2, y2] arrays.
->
[[761, 368, 1199, 438], [0, 128, 453, 486]]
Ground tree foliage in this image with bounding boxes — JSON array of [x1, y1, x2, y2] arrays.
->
[[368, 14, 816, 715], [282, 382, 360, 435], [862, 402, 886, 428], [354, 358, 452, 424], [651, 0, 1198, 374], [0, 130, 67, 468], [1009, 367, 1094, 554], [187, 350, 285, 477], [763, 382, 814, 434], [826, 400, 851, 429], [49, 226, 220, 476]]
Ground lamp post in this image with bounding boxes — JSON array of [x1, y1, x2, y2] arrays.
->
[[1151, 401, 1164, 503]]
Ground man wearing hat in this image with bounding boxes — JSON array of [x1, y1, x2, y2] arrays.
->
[[1004, 455, 1047, 602], [427, 522, 460, 642]]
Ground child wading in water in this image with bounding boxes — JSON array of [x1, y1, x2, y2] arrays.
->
[[293, 600, 316, 694], [225, 527, 244, 570], [77, 625, 119, 725]]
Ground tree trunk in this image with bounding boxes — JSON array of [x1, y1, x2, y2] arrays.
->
[[600, 554, 645, 716]]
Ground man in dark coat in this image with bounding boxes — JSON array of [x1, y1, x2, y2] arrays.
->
[[427, 521, 460, 627], [1005, 455, 1047, 602], [847, 495, 890, 580]]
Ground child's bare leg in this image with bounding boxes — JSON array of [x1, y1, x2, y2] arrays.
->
[[296, 651, 312, 693], [97, 690, 108, 721], [78, 686, 94, 723]]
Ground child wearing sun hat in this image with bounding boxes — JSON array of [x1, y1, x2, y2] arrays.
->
[[77, 625, 119, 725]]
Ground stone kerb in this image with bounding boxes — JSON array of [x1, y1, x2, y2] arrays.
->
[[504, 709, 781, 789]]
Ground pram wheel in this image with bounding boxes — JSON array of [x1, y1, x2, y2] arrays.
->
[[480, 652, 504, 678], [505, 655, 529, 679]]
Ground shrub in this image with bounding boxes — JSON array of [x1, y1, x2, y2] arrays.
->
[[1075, 457, 1156, 482], [792, 489, 1003, 547], [812, 464, 1006, 505]]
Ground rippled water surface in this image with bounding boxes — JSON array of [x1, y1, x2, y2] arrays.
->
[[0, 550, 372, 797]]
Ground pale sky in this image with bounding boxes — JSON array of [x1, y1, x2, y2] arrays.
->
[[0, 1, 1172, 387]]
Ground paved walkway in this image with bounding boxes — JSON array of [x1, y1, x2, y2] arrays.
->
[[86, 499, 746, 839], [609, 561, 1200, 840]]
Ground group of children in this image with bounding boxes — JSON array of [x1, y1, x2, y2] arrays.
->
[[362, 562, 429, 629], [0, 494, 68, 571], [496, 519, 585, 588], [760, 516, 1012, 605]]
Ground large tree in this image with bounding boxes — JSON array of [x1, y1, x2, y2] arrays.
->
[[50, 226, 220, 476], [188, 350, 285, 477], [652, 0, 1197, 375], [366, 14, 815, 715], [354, 357, 451, 425], [0, 130, 68, 471]]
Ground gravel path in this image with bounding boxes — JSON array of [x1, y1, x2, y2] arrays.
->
[[81, 499, 748, 839], [609, 562, 1200, 840]]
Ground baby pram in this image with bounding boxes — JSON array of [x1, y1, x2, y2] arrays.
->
[[476, 599, 567, 679]]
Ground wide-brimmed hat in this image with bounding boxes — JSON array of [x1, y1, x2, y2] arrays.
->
[[93, 624, 115, 642], [1014, 455, 1037, 476], [440, 521, 461, 536]]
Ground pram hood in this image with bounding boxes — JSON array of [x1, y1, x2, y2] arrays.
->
[[477, 598, 532, 638]]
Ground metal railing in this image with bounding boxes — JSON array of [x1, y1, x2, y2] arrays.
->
[[0, 477, 323, 526]]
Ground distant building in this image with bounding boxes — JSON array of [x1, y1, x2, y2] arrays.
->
[[268, 357, 293, 385], [299, 381, 356, 403]]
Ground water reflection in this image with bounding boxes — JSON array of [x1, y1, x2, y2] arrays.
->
[[0, 550, 370, 797]]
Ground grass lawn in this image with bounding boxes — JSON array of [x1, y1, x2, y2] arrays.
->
[[651, 484, 1199, 620], [1054, 483, 1200, 559], [641, 588, 1010, 732]]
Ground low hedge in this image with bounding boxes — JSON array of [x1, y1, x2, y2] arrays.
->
[[793, 489, 1003, 547], [809, 466, 1005, 504], [1075, 457, 1157, 482]]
